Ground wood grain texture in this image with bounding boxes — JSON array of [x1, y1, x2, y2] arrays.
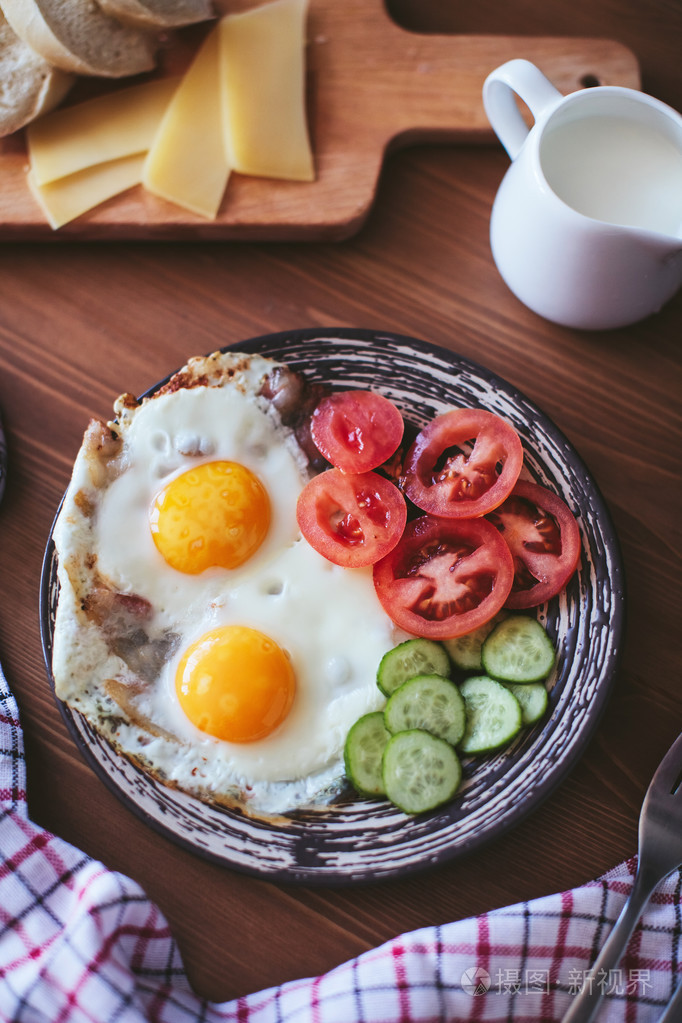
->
[[0, 0, 640, 240], [0, 0, 680, 1006]]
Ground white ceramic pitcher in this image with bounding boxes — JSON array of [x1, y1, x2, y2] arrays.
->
[[482, 59, 682, 330]]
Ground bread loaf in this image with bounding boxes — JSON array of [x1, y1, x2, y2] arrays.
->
[[0, 9, 73, 136], [0, 0, 157, 78], [98, 0, 214, 29]]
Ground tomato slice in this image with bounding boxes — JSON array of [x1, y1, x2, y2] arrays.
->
[[372, 515, 514, 639], [310, 390, 404, 474], [296, 468, 407, 568], [402, 408, 523, 518], [486, 480, 581, 609]]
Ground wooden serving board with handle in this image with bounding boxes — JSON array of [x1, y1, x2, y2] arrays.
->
[[0, 0, 640, 241]]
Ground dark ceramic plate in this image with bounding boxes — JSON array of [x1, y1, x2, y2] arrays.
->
[[40, 329, 624, 884]]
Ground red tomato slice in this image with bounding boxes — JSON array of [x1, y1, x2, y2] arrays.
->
[[402, 408, 523, 518], [372, 515, 514, 639], [296, 468, 407, 568], [486, 480, 581, 609], [310, 390, 404, 474]]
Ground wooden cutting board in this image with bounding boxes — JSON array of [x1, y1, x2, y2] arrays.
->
[[0, 0, 640, 241]]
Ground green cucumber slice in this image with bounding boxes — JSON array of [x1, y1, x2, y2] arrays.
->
[[377, 638, 451, 696], [384, 674, 466, 747], [382, 729, 462, 814], [481, 615, 555, 683], [443, 611, 507, 672], [458, 675, 523, 754], [344, 712, 390, 796], [502, 681, 548, 727]]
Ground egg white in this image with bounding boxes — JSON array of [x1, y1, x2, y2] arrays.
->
[[52, 353, 403, 817], [143, 538, 394, 779], [94, 381, 306, 626]]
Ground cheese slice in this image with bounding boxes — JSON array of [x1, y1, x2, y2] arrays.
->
[[27, 78, 179, 186], [143, 25, 230, 219], [29, 153, 145, 229], [219, 0, 314, 181]]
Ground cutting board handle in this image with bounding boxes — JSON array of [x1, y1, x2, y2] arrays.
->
[[318, 1, 641, 149]]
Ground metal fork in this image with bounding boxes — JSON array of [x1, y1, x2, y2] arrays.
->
[[563, 731, 682, 1022]]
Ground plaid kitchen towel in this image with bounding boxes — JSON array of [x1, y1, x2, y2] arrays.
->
[[1, 663, 680, 1023]]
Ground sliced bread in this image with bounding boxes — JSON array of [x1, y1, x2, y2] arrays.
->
[[0, 0, 157, 78], [98, 0, 214, 29], [0, 10, 73, 136]]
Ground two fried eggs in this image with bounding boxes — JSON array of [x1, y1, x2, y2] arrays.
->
[[52, 352, 399, 816]]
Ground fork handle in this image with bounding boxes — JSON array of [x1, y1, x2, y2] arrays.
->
[[658, 979, 682, 1023], [562, 867, 657, 1023]]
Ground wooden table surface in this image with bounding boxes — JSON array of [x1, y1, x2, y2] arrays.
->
[[0, 0, 680, 1006]]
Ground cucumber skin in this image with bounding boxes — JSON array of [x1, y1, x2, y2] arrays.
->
[[377, 637, 451, 696], [382, 729, 462, 815], [458, 675, 523, 755], [443, 611, 507, 672], [481, 615, 556, 684], [502, 681, 548, 726], [384, 674, 466, 747], [344, 712, 390, 796]]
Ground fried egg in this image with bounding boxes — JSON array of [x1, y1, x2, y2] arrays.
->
[[52, 352, 400, 816]]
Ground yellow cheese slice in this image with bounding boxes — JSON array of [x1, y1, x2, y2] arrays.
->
[[143, 26, 230, 219], [27, 78, 179, 187], [28, 153, 145, 229], [219, 0, 314, 181]]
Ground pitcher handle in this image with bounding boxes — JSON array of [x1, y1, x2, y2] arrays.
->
[[483, 59, 563, 160]]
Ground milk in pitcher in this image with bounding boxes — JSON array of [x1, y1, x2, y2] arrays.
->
[[540, 113, 682, 236]]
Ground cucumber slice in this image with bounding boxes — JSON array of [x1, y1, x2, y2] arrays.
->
[[377, 638, 450, 696], [382, 729, 462, 814], [481, 615, 555, 683], [502, 681, 548, 727], [344, 712, 390, 796], [384, 674, 466, 747], [459, 675, 523, 754], [443, 611, 507, 672]]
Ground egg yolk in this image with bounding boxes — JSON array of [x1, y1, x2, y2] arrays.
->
[[150, 460, 270, 574], [176, 625, 296, 743]]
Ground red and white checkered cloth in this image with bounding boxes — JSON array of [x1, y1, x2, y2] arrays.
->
[[1, 662, 680, 1023]]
